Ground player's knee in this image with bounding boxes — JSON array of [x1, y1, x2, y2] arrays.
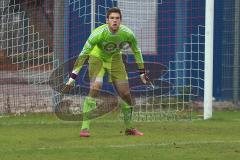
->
[[91, 81, 102, 89], [89, 82, 102, 97], [120, 91, 129, 98]]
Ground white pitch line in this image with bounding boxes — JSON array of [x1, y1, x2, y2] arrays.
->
[[2, 140, 240, 152], [108, 140, 240, 148]]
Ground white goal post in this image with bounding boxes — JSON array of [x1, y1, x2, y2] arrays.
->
[[204, 0, 214, 119]]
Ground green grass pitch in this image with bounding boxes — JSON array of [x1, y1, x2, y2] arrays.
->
[[0, 111, 240, 160]]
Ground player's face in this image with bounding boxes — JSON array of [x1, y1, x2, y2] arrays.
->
[[107, 12, 121, 33]]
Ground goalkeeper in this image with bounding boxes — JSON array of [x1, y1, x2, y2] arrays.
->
[[66, 7, 147, 137]]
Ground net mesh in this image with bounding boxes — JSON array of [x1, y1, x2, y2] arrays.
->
[[67, 0, 206, 121], [0, 0, 54, 114], [0, 0, 207, 121]]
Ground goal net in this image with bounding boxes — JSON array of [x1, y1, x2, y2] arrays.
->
[[0, 0, 213, 121], [65, 0, 213, 121], [0, 0, 55, 114]]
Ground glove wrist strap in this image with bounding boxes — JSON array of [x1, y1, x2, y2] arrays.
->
[[69, 72, 77, 79]]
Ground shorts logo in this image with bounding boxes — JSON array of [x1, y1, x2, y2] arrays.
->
[[103, 41, 131, 53]]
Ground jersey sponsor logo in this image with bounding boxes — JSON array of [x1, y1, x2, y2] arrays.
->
[[103, 42, 117, 53], [119, 41, 131, 50], [103, 41, 131, 53]]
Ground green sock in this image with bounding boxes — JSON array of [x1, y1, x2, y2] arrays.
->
[[81, 96, 96, 130], [120, 101, 133, 129]]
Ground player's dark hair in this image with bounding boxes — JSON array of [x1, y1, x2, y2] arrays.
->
[[106, 7, 122, 19]]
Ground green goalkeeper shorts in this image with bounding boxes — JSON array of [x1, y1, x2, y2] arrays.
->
[[88, 54, 128, 82]]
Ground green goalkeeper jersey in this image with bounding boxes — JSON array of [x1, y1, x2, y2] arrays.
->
[[72, 24, 144, 74]]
